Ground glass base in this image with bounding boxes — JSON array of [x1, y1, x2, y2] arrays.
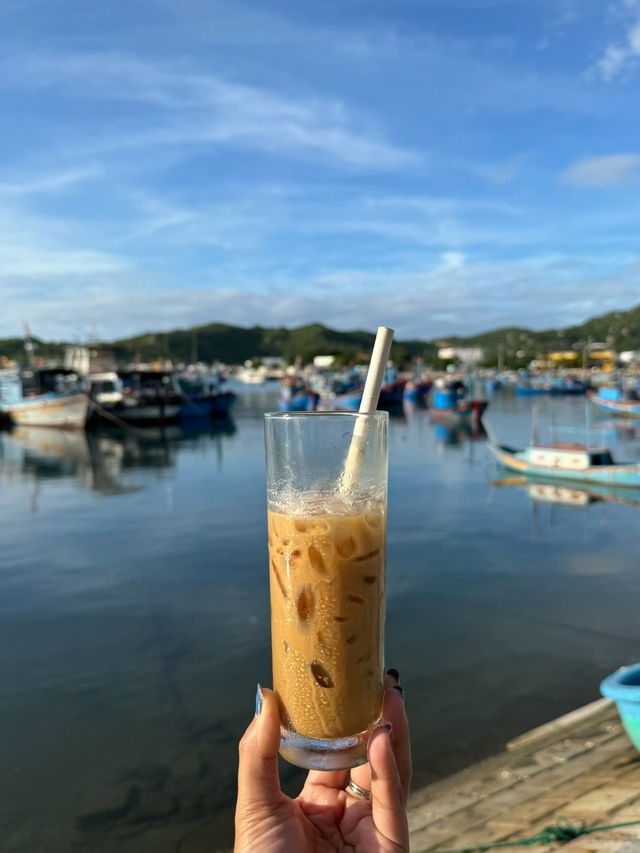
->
[[278, 719, 383, 770]]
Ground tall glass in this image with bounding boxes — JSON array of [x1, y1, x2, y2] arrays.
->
[[264, 411, 388, 770]]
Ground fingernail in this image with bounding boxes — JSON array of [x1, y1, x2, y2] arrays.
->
[[386, 667, 400, 682], [379, 720, 393, 739], [255, 683, 264, 716], [393, 684, 404, 699]]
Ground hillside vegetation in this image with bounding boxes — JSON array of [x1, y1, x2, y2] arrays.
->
[[1, 304, 639, 368]]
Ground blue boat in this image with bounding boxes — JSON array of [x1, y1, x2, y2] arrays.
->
[[175, 374, 236, 421], [489, 440, 640, 487], [549, 377, 589, 395], [516, 378, 589, 396], [320, 388, 363, 411], [403, 379, 432, 402], [514, 382, 548, 396], [430, 381, 488, 423], [279, 377, 320, 412], [588, 389, 640, 419]]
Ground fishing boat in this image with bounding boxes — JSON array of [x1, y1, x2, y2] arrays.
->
[[88, 370, 235, 426], [515, 377, 589, 396], [379, 378, 407, 406], [514, 381, 549, 396], [174, 373, 236, 420], [87, 370, 183, 426], [403, 378, 432, 402], [587, 388, 640, 419], [0, 368, 88, 429], [430, 379, 488, 423], [404, 358, 431, 402], [317, 371, 364, 411], [488, 440, 640, 487], [0, 392, 89, 428], [550, 377, 589, 395], [279, 377, 319, 412]]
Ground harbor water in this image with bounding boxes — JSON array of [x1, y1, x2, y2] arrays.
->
[[2, 386, 640, 851]]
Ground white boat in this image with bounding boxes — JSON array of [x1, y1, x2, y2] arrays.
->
[[236, 366, 268, 384], [87, 372, 124, 406], [1, 392, 89, 428]]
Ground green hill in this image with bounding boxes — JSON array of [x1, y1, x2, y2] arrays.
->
[[1, 303, 639, 369], [111, 322, 435, 367]]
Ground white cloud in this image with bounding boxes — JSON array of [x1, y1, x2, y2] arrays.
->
[[5, 52, 419, 171], [476, 152, 530, 185], [0, 208, 127, 279], [596, 45, 631, 81], [0, 167, 101, 197], [2, 252, 639, 343], [560, 154, 640, 187], [591, 2, 640, 81], [439, 252, 466, 271]]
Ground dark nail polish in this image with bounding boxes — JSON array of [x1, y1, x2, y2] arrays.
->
[[255, 683, 264, 716], [383, 721, 393, 739], [393, 684, 404, 698], [386, 667, 400, 681]]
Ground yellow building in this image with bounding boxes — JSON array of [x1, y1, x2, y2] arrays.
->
[[587, 351, 615, 372], [549, 351, 579, 363]]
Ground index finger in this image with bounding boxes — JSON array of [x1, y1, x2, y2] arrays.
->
[[349, 671, 412, 801]]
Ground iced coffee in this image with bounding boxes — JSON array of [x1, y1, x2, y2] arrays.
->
[[264, 411, 388, 770], [268, 499, 385, 741]]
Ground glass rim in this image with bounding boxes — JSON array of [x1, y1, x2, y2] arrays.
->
[[264, 410, 389, 420]]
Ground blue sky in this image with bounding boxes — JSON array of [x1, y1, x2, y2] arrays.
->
[[1, 0, 640, 342]]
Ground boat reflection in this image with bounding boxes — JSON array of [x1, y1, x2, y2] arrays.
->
[[491, 475, 640, 509], [0, 417, 236, 494], [595, 419, 637, 441], [433, 420, 487, 447]]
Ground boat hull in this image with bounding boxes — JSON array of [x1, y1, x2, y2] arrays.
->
[[279, 392, 320, 412], [90, 400, 182, 427], [1, 393, 88, 428], [430, 399, 488, 423], [514, 384, 548, 396], [403, 380, 432, 402], [320, 391, 362, 411], [489, 443, 640, 487], [181, 392, 236, 419], [588, 390, 640, 419]]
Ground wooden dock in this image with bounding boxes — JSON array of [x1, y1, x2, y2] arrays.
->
[[408, 698, 640, 853]]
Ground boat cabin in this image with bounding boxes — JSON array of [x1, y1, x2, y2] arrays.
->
[[21, 368, 82, 397], [528, 443, 614, 471]]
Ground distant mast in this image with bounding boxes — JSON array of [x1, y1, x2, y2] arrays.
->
[[23, 322, 35, 367], [192, 329, 198, 365]]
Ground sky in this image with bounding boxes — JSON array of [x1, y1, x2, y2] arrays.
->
[[1, 0, 640, 342]]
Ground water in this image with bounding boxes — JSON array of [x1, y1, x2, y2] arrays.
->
[[2, 386, 640, 852]]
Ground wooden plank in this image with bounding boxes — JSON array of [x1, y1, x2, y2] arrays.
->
[[409, 735, 633, 850], [409, 712, 622, 814], [408, 700, 640, 853], [507, 699, 614, 752], [559, 786, 639, 822]]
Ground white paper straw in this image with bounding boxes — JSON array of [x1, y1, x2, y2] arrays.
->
[[340, 326, 394, 494]]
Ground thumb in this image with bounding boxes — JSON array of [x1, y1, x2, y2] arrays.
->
[[236, 685, 282, 811]]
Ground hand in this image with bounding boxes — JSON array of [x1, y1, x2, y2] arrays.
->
[[234, 671, 411, 852]]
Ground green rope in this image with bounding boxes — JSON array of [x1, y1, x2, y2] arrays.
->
[[429, 817, 640, 852]]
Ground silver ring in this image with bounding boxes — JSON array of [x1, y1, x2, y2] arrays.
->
[[345, 775, 371, 801]]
